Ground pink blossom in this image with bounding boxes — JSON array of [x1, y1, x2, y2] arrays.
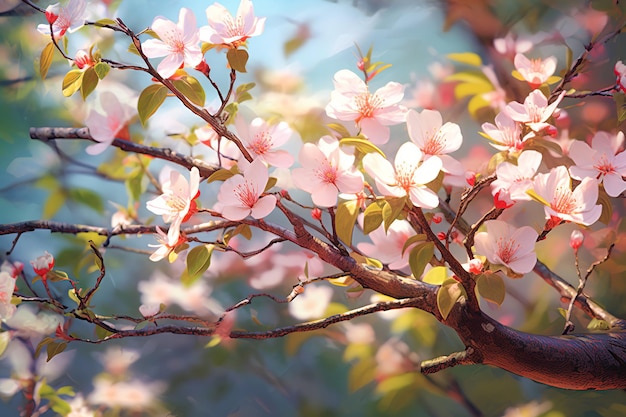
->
[[569, 131, 626, 197], [570, 230, 584, 250], [325, 69, 407, 144], [146, 166, 200, 243], [615, 61, 626, 93], [199, 0, 265, 47], [292, 136, 364, 207], [491, 150, 542, 202], [142, 8, 203, 79], [0, 271, 17, 320], [481, 111, 528, 152], [357, 219, 416, 270], [235, 117, 294, 168], [514, 54, 557, 89], [407, 109, 464, 175], [493, 33, 533, 59], [37, 0, 86, 38], [30, 251, 54, 277], [217, 158, 276, 221], [74, 49, 94, 69], [85, 91, 135, 155], [288, 284, 333, 320], [532, 166, 601, 226], [474, 220, 538, 275], [0, 260, 23, 279], [148, 226, 184, 262], [362, 142, 442, 209], [504, 90, 565, 133]]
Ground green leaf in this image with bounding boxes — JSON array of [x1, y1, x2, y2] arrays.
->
[[614, 92, 626, 124], [69, 187, 104, 213], [362, 201, 383, 235], [348, 357, 377, 392], [467, 94, 490, 119], [0, 332, 10, 357], [43, 191, 65, 219], [408, 241, 434, 279], [447, 52, 482, 67], [137, 84, 168, 126], [335, 199, 360, 246], [382, 197, 406, 232], [40, 42, 54, 80], [437, 278, 466, 320], [587, 318, 610, 331], [233, 223, 252, 240], [597, 186, 613, 225], [62, 69, 84, 97], [173, 75, 206, 107], [207, 167, 236, 183], [454, 81, 492, 99], [327, 123, 352, 138], [401, 233, 426, 255], [339, 137, 385, 158], [94, 18, 118, 26], [475, 272, 505, 306], [226, 48, 249, 73], [125, 168, 146, 203], [264, 176, 277, 192], [47, 270, 69, 282], [94, 61, 110, 80], [376, 373, 418, 395], [46, 341, 67, 362], [184, 244, 213, 285], [80, 67, 99, 100]]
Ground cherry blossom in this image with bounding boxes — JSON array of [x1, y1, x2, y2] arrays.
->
[[514, 54, 557, 89], [235, 117, 294, 168], [362, 142, 442, 209], [491, 150, 543, 202], [407, 109, 464, 175], [288, 284, 333, 320], [85, 91, 135, 155], [199, 0, 266, 47], [0, 271, 16, 320], [357, 219, 416, 270], [5, 303, 63, 337], [146, 166, 200, 243], [148, 226, 184, 262], [1, 260, 23, 279], [474, 220, 538, 275], [217, 158, 276, 221], [569, 131, 626, 197], [88, 379, 165, 412], [532, 166, 602, 226], [325, 69, 407, 144], [504, 90, 565, 133], [30, 251, 54, 277], [493, 33, 533, 59], [481, 111, 528, 152], [74, 49, 94, 70], [37, 0, 86, 38], [292, 136, 364, 207], [615, 61, 626, 93], [142, 8, 203, 79]]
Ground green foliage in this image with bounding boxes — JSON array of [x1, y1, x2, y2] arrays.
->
[[226, 48, 249, 72], [39, 42, 54, 79], [335, 199, 360, 246], [437, 278, 467, 320], [408, 242, 434, 279], [172, 75, 206, 107], [138, 84, 168, 126], [183, 244, 214, 286], [475, 272, 506, 306]]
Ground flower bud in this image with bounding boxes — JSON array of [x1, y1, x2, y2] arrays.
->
[[432, 214, 442, 224], [570, 230, 584, 251], [468, 258, 483, 274], [30, 251, 54, 277], [311, 207, 322, 221]]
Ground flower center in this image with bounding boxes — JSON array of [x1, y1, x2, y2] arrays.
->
[[593, 154, 615, 176], [234, 180, 258, 208], [165, 194, 187, 212], [315, 161, 338, 185], [250, 131, 273, 156], [162, 28, 185, 53], [496, 237, 519, 264], [354, 92, 383, 120], [395, 160, 418, 192], [423, 128, 446, 155], [526, 103, 544, 123], [550, 186, 577, 214]]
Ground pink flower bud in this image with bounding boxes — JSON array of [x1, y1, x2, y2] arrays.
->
[[432, 214, 442, 224], [30, 251, 54, 277], [465, 171, 476, 187], [45, 4, 60, 24], [494, 190, 514, 209], [468, 258, 483, 274], [74, 49, 94, 69], [437, 232, 446, 240], [311, 207, 322, 221], [570, 230, 584, 250]]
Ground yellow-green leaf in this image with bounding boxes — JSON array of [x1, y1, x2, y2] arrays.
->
[[47, 270, 69, 282], [43, 191, 65, 219], [138, 84, 168, 126], [422, 266, 447, 285], [454, 81, 492, 99], [447, 52, 482, 67], [226, 48, 249, 73], [62, 69, 84, 97], [437, 278, 466, 320], [184, 244, 213, 286], [335, 199, 360, 246], [348, 357, 377, 392], [327, 123, 352, 138], [476, 272, 505, 306], [340, 137, 385, 158], [0, 332, 10, 357], [382, 197, 406, 232], [173, 76, 206, 107], [46, 341, 67, 362], [94, 62, 110, 80], [207, 167, 236, 183], [40, 42, 54, 80], [362, 201, 383, 235], [264, 176, 277, 192], [401, 233, 427, 255], [408, 241, 434, 279]]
